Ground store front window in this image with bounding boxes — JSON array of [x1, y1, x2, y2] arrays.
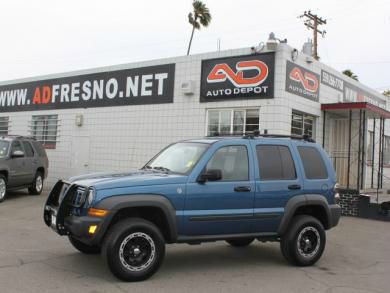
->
[[207, 109, 260, 136], [291, 111, 315, 137], [30, 115, 59, 149]]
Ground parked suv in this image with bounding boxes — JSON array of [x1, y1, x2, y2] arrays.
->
[[0, 135, 48, 202], [44, 135, 341, 282]]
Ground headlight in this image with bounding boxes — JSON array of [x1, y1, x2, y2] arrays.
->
[[87, 189, 95, 206]]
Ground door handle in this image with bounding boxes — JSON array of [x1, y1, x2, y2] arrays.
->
[[288, 184, 301, 190], [234, 186, 251, 192]]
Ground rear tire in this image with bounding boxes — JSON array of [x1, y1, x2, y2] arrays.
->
[[68, 236, 101, 254], [28, 172, 44, 195], [102, 218, 165, 282], [226, 237, 254, 247], [280, 215, 326, 266], [0, 175, 7, 203]]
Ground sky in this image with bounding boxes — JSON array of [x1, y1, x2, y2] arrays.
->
[[0, 0, 389, 92]]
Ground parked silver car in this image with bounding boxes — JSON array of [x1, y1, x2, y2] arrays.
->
[[0, 136, 49, 202]]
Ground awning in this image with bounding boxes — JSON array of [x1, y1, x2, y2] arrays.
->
[[321, 102, 390, 119]]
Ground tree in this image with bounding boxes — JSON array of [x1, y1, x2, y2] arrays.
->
[[342, 69, 359, 81], [187, 1, 212, 56], [383, 90, 390, 97]]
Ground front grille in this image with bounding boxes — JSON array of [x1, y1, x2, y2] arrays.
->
[[71, 186, 87, 207]]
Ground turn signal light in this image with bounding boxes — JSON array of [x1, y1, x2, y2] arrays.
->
[[88, 225, 98, 234], [87, 208, 108, 217]]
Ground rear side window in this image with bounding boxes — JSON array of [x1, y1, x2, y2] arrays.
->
[[22, 141, 35, 157], [256, 145, 296, 180], [298, 146, 328, 179], [32, 141, 47, 157]]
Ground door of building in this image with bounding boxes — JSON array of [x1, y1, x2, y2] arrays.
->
[[71, 136, 90, 176]]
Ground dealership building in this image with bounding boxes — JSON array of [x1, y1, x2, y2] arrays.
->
[[1, 38, 389, 195]]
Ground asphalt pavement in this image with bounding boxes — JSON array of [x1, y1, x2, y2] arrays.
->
[[0, 190, 389, 293]]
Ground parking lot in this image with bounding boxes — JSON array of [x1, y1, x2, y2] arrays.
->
[[0, 190, 389, 293]]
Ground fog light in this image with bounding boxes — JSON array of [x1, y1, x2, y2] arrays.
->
[[88, 225, 98, 234]]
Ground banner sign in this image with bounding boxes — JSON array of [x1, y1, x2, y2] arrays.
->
[[285, 61, 320, 102], [200, 53, 275, 102], [0, 64, 175, 112], [344, 82, 386, 108], [321, 70, 344, 92]]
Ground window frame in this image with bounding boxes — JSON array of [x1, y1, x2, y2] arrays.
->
[[0, 117, 10, 135], [291, 110, 315, 137], [203, 144, 250, 182], [22, 141, 35, 157], [29, 115, 59, 149], [256, 144, 297, 181], [206, 108, 260, 136]]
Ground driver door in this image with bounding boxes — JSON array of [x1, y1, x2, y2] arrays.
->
[[183, 142, 255, 236], [8, 141, 27, 187]]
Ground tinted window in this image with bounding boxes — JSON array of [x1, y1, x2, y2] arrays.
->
[[32, 141, 47, 157], [298, 146, 328, 179], [257, 145, 296, 180], [206, 145, 249, 181], [22, 141, 34, 157], [11, 141, 23, 153]]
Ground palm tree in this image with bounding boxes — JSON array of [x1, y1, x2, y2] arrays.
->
[[342, 69, 359, 81], [187, 1, 212, 56]]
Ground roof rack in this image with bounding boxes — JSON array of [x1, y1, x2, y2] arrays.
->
[[207, 130, 315, 142], [0, 135, 36, 140]]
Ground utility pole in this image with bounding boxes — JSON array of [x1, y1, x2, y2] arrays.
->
[[300, 11, 327, 60]]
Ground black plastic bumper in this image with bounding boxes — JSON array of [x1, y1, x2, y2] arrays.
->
[[64, 215, 108, 246], [329, 204, 341, 228]]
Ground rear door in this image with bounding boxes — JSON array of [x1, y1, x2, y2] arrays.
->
[[21, 141, 37, 183], [252, 140, 304, 233], [184, 141, 256, 236]]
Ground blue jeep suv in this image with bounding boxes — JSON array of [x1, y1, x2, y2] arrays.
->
[[44, 134, 341, 281]]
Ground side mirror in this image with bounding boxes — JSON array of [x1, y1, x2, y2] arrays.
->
[[12, 150, 25, 158], [197, 169, 222, 183]]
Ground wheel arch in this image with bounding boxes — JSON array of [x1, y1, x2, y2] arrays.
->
[[95, 194, 178, 243], [278, 194, 332, 235]]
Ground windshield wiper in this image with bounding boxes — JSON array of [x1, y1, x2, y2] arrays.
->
[[151, 166, 171, 172]]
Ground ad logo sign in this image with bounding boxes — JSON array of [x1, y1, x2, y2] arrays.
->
[[201, 53, 275, 102], [0, 64, 175, 113], [286, 61, 320, 102]]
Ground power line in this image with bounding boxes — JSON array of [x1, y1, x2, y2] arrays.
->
[[299, 10, 327, 60]]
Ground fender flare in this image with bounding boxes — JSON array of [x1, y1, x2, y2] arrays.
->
[[277, 194, 331, 235], [95, 194, 178, 242]]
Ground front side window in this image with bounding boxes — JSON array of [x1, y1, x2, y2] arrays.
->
[[30, 115, 59, 149], [257, 145, 296, 180], [291, 111, 315, 137], [205, 145, 249, 181], [0, 140, 10, 158], [146, 143, 209, 175], [207, 109, 260, 136], [11, 141, 23, 154], [298, 146, 328, 179]]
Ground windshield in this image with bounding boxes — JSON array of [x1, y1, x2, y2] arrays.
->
[[145, 142, 209, 175], [0, 140, 9, 158]]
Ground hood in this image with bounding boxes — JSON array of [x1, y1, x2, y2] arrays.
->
[[69, 169, 188, 190]]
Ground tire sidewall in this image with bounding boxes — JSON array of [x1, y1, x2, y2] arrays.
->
[[0, 175, 6, 202], [289, 216, 326, 266], [103, 219, 165, 282], [30, 172, 43, 195]]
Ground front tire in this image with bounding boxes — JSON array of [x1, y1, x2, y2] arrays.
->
[[28, 172, 44, 195], [68, 236, 101, 254], [102, 218, 165, 282], [0, 175, 7, 203], [226, 237, 254, 247], [280, 215, 326, 266]]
